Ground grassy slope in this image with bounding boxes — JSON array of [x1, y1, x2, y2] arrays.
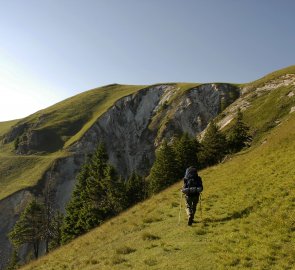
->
[[243, 85, 295, 143], [23, 112, 295, 270], [0, 120, 19, 137], [0, 153, 66, 200]]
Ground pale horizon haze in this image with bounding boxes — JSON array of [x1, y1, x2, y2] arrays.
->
[[0, 0, 295, 121]]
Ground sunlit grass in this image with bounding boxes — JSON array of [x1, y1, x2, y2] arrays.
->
[[0, 119, 19, 137], [0, 152, 68, 200]]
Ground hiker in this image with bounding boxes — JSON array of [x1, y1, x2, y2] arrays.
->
[[181, 167, 203, 226]]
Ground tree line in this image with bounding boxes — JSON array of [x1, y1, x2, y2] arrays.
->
[[149, 109, 251, 193], [7, 110, 251, 269]]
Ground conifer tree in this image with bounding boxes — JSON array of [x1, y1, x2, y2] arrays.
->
[[6, 249, 20, 270], [62, 143, 123, 243], [126, 172, 146, 205], [9, 200, 44, 259], [227, 109, 252, 152], [48, 211, 64, 251], [61, 162, 92, 243], [172, 133, 201, 177], [42, 178, 56, 254], [148, 140, 178, 194], [200, 121, 227, 166]]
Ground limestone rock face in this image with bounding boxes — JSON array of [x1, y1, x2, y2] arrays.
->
[[69, 83, 238, 177], [0, 83, 239, 268]]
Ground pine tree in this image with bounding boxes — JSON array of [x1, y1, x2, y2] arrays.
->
[[148, 140, 178, 194], [42, 178, 56, 254], [62, 143, 123, 243], [61, 161, 92, 243], [200, 121, 227, 167], [6, 249, 20, 270], [126, 172, 146, 205], [48, 211, 64, 251], [172, 133, 201, 177], [227, 109, 252, 152], [9, 200, 45, 259]]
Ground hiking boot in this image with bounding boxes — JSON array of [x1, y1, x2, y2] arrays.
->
[[188, 216, 193, 226]]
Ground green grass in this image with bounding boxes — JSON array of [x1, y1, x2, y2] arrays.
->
[[0, 152, 67, 200], [243, 85, 295, 143], [0, 119, 19, 138], [21, 112, 295, 270]]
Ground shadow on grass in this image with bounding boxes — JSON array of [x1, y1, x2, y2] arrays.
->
[[204, 205, 254, 223]]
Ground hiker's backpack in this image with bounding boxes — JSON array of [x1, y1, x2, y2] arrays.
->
[[182, 167, 203, 195]]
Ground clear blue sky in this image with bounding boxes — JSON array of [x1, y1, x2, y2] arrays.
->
[[1, 0, 294, 121]]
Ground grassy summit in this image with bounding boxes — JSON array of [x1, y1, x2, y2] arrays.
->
[[22, 107, 295, 270]]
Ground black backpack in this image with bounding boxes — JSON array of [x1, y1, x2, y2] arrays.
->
[[182, 167, 203, 195]]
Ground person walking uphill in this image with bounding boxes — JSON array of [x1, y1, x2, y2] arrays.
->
[[181, 167, 203, 226]]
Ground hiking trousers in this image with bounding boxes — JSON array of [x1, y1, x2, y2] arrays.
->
[[185, 194, 199, 219]]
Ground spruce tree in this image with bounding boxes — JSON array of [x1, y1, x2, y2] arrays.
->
[[61, 162, 92, 243], [48, 211, 64, 251], [148, 140, 178, 194], [6, 249, 20, 270], [9, 200, 44, 259], [126, 172, 146, 205], [172, 133, 201, 177], [62, 143, 122, 244], [200, 121, 227, 167], [227, 110, 252, 152]]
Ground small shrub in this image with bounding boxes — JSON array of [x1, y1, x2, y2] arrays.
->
[[111, 255, 127, 265], [144, 258, 158, 266], [171, 202, 178, 208], [143, 216, 162, 224], [243, 261, 253, 268], [142, 232, 161, 241], [116, 246, 136, 255], [145, 243, 158, 249], [90, 259, 99, 264], [14, 137, 20, 150], [195, 228, 207, 235], [229, 258, 240, 266]]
